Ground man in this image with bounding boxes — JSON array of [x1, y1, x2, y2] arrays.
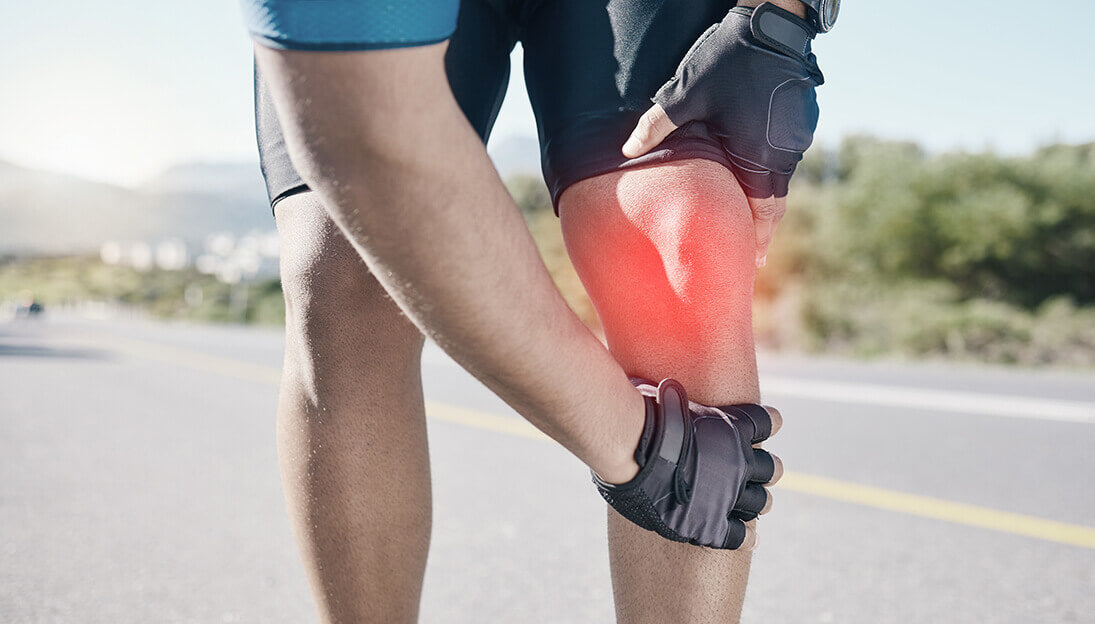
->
[[243, 0, 831, 621]]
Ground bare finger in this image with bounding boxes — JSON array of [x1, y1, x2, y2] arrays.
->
[[760, 487, 774, 514], [746, 195, 787, 268], [622, 103, 678, 158], [767, 453, 784, 486]]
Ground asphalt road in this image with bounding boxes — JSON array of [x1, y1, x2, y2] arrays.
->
[[2, 316, 1093, 623]]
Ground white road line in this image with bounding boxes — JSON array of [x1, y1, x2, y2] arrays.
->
[[430, 343, 1095, 424], [762, 376, 1095, 424]]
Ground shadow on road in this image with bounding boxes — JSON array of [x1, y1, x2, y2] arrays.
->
[[0, 343, 112, 360]]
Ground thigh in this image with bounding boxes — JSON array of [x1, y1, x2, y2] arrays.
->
[[521, 0, 734, 208], [254, 0, 516, 209]]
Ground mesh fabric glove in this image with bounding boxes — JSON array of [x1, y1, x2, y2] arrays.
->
[[654, 3, 824, 198], [593, 378, 779, 549]]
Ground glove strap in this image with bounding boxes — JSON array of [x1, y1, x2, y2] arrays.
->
[[655, 379, 687, 465], [741, 3, 816, 63]]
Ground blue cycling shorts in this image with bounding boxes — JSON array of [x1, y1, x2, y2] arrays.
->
[[242, 0, 459, 50]]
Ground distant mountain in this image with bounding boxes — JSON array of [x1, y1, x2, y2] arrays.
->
[[140, 162, 268, 201], [0, 138, 548, 256], [0, 161, 273, 255], [488, 135, 542, 180]]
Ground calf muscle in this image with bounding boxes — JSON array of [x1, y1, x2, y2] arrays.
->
[[560, 159, 761, 623]]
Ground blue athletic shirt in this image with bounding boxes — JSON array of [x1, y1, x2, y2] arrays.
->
[[242, 0, 459, 51]]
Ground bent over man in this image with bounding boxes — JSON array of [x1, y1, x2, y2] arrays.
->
[[241, 0, 831, 621]]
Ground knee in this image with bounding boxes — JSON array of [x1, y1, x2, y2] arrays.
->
[[560, 159, 756, 327], [276, 194, 424, 380], [558, 159, 758, 385]]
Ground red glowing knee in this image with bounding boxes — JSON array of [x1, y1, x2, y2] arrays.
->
[[559, 159, 756, 371]]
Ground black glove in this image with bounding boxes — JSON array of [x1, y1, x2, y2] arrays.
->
[[652, 3, 824, 198], [593, 378, 779, 549]]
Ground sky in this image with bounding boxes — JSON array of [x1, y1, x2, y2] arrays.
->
[[0, 0, 1092, 187]]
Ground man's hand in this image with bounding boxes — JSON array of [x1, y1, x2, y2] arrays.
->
[[622, 1, 823, 268], [594, 379, 783, 550]]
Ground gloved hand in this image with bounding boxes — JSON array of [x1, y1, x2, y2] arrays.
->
[[593, 378, 782, 550], [622, 2, 824, 267]]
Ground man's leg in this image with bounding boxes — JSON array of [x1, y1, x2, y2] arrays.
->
[[276, 192, 431, 623], [560, 159, 773, 623]]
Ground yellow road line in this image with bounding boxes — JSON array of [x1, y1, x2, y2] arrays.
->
[[92, 331, 1095, 550], [776, 473, 1095, 549], [425, 400, 550, 441], [94, 334, 283, 385]]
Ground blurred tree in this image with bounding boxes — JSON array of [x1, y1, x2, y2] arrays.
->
[[807, 138, 1095, 308]]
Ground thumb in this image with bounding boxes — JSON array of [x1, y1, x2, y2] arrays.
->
[[622, 103, 678, 158], [747, 196, 786, 269]]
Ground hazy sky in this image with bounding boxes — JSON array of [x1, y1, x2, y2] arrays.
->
[[1, 0, 1092, 187]]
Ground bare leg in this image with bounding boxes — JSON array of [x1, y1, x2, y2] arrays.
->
[[560, 160, 761, 623], [276, 193, 431, 623]]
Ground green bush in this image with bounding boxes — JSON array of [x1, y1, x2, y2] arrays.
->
[[802, 137, 1095, 308], [0, 256, 285, 326]]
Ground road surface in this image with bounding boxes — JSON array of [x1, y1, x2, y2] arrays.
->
[[2, 316, 1093, 623]]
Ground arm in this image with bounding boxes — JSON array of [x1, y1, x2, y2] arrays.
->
[[254, 43, 646, 484]]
